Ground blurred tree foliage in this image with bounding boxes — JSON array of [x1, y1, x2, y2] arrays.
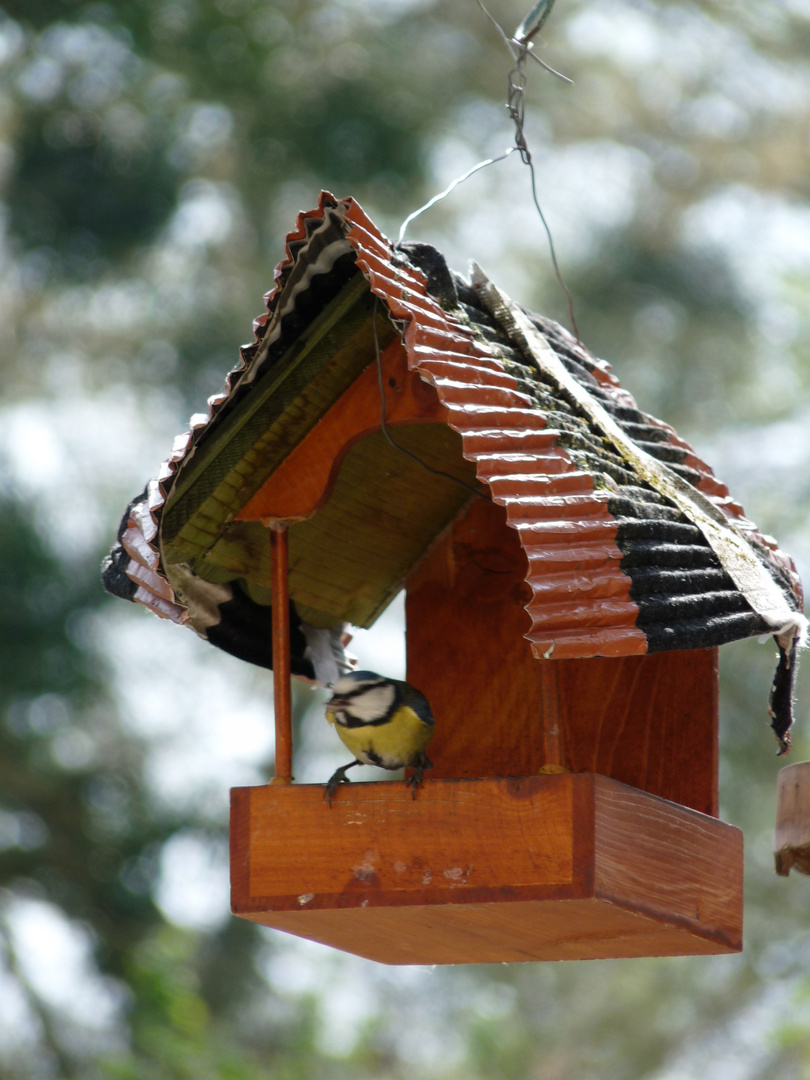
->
[[0, 1, 809, 1078]]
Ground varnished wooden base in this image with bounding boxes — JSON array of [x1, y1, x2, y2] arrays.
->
[[230, 774, 742, 965]]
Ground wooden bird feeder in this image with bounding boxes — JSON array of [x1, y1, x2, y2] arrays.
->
[[105, 193, 806, 964]]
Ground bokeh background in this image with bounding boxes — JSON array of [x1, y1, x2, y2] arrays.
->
[[1, 1, 810, 1076]]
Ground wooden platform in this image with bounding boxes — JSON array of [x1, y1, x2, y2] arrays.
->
[[230, 773, 742, 964]]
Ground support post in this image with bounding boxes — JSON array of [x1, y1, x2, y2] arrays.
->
[[539, 660, 566, 774], [270, 523, 293, 784]]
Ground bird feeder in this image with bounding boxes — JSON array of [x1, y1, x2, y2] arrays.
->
[[105, 193, 806, 964]]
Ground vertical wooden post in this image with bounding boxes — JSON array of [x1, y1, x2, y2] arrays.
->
[[270, 524, 293, 784], [539, 661, 566, 773]]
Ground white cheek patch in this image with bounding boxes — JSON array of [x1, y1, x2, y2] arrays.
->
[[349, 683, 396, 723], [334, 708, 353, 727]]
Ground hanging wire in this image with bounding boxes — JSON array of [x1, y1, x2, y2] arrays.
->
[[477, 0, 567, 79], [371, 298, 485, 501], [397, 148, 516, 246], [501, 8, 580, 340], [397, 0, 580, 341]]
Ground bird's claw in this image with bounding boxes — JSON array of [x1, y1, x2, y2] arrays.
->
[[405, 753, 432, 799], [324, 774, 349, 807], [324, 762, 358, 807]]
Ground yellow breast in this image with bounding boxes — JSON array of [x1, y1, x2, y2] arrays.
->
[[327, 704, 433, 771]]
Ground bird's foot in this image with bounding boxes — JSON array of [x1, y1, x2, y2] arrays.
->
[[405, 753, 433, 800], [324, 760, 360, 807]]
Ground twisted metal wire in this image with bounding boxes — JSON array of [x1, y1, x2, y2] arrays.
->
[[505, 32, 580, 340], [397, 1, 580, 341]]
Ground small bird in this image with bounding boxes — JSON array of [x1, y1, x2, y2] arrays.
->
[[324, 670, 435, 806]]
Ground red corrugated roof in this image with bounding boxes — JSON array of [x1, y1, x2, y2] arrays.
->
[[341, 200, 681, 657], [114, 191, 803, 665]]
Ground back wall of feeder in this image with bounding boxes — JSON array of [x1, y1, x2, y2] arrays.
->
[[103, 193, 806, 965]]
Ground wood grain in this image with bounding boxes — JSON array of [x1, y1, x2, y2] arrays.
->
[[775, 761, 810, 875], [405, 497, 547, 779], [242, 775, 577, 906], [269, 525, 293, 782], [558, 649, 719, 816], [236, 340, 447, 523], [285, 424, 478, 628], [242, 897, 735, 966], [592, 776, 741, 936], [162, 275, 388, 561], [230, 774, 742, 964], [404, 498, 719, 815]]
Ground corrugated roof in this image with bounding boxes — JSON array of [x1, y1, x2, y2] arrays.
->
[[102, 191, 805, 743], [339, 199, 803, 657]]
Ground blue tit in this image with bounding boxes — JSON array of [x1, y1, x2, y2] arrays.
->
[[324, 670, 435, 805]]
